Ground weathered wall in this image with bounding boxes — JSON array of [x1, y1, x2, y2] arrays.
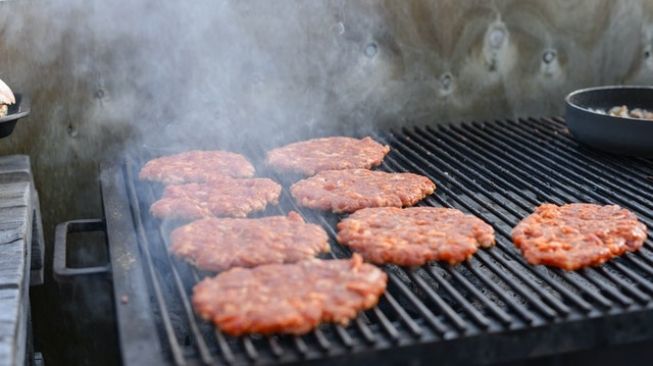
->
[[1, 0, 653, 364]]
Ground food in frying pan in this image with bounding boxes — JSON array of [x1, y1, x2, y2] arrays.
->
[[290, 169, 435, 213], [150, 177, 281, 220], [266, 136, 390, 176], [139, 150, 255, 185], [337, 207, 495, 266], [192, 254, 387, 336], [0, 78, 15, 118], [589, 105, 653, 121], [512, 203, 647, 270], [170, 211, 329, 272]]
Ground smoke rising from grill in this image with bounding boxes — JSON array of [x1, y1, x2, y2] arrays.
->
[[7, 0, 401, 154]]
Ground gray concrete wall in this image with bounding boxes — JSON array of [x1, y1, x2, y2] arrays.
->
[[2, 0, 653, 364]]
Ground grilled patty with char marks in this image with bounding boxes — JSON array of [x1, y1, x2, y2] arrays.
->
[[512, 203, 647, 270], [150, 177, 281, 220], [291, 169, 435, 213], [192, 254, 387, 336], [170, 211, 329, 271], [337, 207, 495, 266], [266, 136, 390, 176], [139, 150, 255, 185]]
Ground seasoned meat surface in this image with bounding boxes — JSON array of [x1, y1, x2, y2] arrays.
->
[[291, 169, 435, 213], [192, 254, 387, 336], [139, 150, 255, 184], [150, 177, 281, 220], [337, 207, 495, 266], [170, 212, 329, 271], [266, 136, 390, 176], [512, 203, 647, 270]]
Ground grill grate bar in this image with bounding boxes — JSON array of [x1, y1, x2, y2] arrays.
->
[[292, 337, 309, 357], [267, 337, 284, 358], [595, 267, 649, 304], [424, 266, 492, 329], [405, 270, 470, 331], [387, 274, 450, 336], [463, 261, 538, 324], [242, 338, 259, 361], [370, 307, 400, 341], [312, 329, 332, 351], [445, 266, 512, 325], [382, 292, 423, 337]]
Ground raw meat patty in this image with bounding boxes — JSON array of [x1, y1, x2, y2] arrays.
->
[[139, 150, 255, 184], [291, 169, 435, 213], [266, 136, 390, 176], [150, 177, 281, 220], [170, 211, 330, 271], [512, 203, 647, 270], [337, 207, 495, 266], [192, 254, 387, 336]]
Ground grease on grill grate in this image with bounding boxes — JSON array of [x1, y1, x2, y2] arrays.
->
[[121, 117, 653, 365]]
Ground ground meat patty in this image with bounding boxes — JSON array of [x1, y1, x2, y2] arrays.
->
[[266, 136, 390, 176], [337, 207, 495, 266], [512, 203, 647, 270], [139, 150, 255, 184], [290, 169, 435, 213], [192, 254, 387, 336], [170, 212, 330, 271], [150, 177, 281, 220]]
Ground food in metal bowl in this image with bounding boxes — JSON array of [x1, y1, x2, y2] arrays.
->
[[0, 78, 15, 118]]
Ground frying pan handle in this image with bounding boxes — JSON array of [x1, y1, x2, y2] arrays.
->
[[53, 219, 111, 282]]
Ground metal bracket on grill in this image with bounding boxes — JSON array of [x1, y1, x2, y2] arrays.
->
[[53, 219, 111, 282]]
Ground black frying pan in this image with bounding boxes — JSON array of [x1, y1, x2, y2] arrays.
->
[[565, 86, 653, 156], [0, 93, 29, 138]]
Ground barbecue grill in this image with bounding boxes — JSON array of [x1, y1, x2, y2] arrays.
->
[[55, 117, 653, 365]]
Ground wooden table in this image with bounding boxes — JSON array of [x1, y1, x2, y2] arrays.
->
[[0, 155, 44, 366]]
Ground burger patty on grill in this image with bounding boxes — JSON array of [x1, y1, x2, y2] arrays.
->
[[170, 211, 330, 271], [266, 136, 390, 176], [139, 150, 255, 184], [512, 203, 647, 270], [150, 177, 281, 220], [337, 207, 495, 266], [290, 169, 435, 213], [192, 254, 387, 336]]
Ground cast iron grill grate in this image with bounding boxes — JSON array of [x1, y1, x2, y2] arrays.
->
[[106, 117, 653, 365]]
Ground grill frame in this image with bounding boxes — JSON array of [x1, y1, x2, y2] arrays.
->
[[100, 117, 653, 365]]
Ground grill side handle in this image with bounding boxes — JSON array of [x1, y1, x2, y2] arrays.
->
[[53, 219, 111, 282]]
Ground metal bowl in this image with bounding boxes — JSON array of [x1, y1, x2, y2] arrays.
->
[[0, 93, 30, 138], [565, 85, 653, 156]]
